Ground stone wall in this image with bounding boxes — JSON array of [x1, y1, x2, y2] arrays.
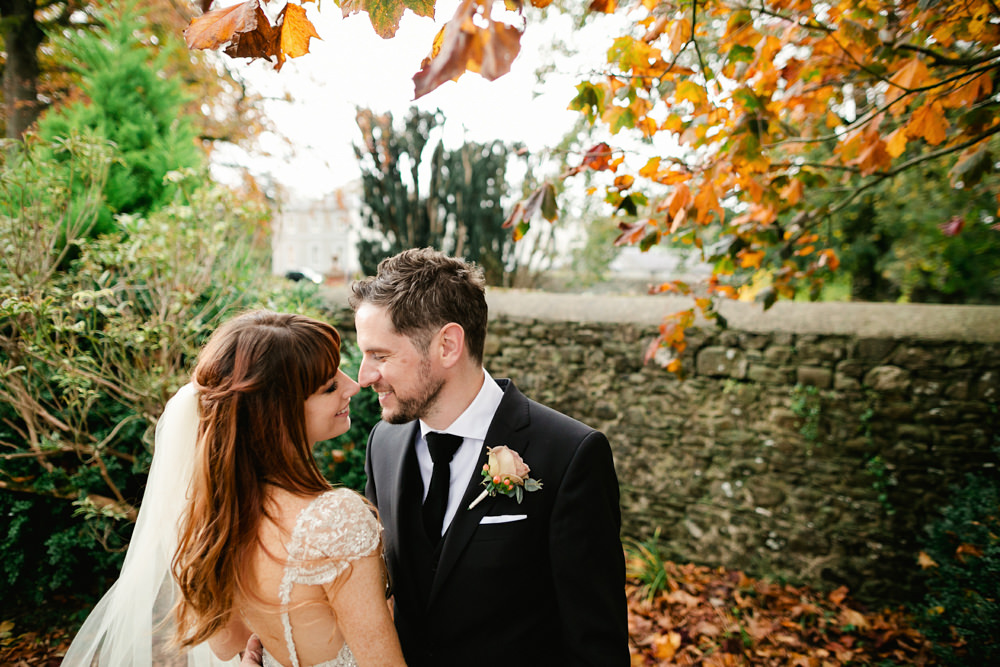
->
[[326, 288, 1000, 604]]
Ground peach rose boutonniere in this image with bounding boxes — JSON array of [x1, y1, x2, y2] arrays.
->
[[467, 446, 542, 509]]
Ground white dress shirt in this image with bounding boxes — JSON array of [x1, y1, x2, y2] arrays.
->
[[416, 368, 504, 536]]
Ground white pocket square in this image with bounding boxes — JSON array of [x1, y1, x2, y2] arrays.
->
[[479, 514, 527, 525]]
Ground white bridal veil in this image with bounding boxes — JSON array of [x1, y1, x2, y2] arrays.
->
[[61, 384, 240, 666]]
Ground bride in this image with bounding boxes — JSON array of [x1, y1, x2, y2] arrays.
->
[[62, 310, 406, 667]]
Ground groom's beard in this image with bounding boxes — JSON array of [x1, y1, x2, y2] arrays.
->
[[382, 357, 444, 425]]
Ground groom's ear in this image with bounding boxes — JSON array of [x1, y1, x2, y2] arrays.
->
[[437, 322, 465, 368]]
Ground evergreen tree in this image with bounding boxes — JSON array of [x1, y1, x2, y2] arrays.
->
[[36, 2, 202, 235], [353, 107, 523, 284]]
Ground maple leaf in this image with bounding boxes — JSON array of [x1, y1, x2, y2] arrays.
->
[[950, 144, 994, 188], [885, 127, 908, 158], [886, 57, 930, 108], [340, 0, 435, 39], [412, 0, 521, 99], [906, 102, 949, 146], [614, 218, 654, 246], [502, 182, 557, 235], [185, 1, 278, 65], [279, 3, 320, 62]]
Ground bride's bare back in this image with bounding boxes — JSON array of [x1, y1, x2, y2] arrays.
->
[[210, 488, 404, 667]]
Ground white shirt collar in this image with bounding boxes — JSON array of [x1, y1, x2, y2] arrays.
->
[[418, 368, 503, 440]]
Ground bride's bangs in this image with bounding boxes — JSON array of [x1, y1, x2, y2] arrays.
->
[[294, 321, 342, 396]]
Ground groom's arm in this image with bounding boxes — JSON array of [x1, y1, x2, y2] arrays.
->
[[549, 430, 629, 666]]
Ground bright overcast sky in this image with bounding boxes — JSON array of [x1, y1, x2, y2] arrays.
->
[[211, 0, 620, 200]]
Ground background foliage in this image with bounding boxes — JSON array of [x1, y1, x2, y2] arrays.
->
[[914, 468, 1000, 665], [353, 106, 556, 286], [0, 5, 358, 630]]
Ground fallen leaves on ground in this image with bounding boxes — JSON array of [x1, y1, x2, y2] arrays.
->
[[627, 561, 948, 666], [2, 561, 955, 665], [0, 624, 71, 666]]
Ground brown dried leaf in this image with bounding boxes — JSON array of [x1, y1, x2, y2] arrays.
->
[[184, 0, 265, 51], [413, 0, 521, 99]]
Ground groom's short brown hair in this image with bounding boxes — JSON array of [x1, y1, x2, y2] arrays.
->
[[349, 248, 488, 364]]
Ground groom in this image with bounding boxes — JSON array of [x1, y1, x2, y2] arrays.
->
[[349, 248, 628, 666]]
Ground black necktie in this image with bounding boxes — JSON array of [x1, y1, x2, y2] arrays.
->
[[423, 432, 463, 544]]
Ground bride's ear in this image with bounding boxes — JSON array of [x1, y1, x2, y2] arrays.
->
[[437, 322, 465, 369]]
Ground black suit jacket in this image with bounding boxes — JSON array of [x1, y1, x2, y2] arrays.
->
[[364, 378, 629, 667]]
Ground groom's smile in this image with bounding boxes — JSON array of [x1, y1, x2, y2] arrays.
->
[[355, 303, 446, 425]]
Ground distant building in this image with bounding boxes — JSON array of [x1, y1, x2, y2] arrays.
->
[[271, 182, 362, 283]]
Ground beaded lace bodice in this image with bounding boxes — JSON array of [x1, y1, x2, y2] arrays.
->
[[260, 488, 381, 667]]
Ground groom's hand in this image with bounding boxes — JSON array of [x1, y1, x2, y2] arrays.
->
[[239, 634, 264, 667]]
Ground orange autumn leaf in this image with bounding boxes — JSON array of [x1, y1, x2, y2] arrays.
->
[[693, 181, 724, 224], [667, 18, 691, 55], [956, 543, 984, 560], [779, 178, 804, 206], [942, 72, 993, 109], [906, 102, 950, 145], [886, 57, 930, 108], [668, 207, 687, 234], [652, 631, 682, 660], [917, 551, 939, 569], [885, 126, 908, 158], [676, 80, 708, 106], [666, 182, 692, 218], [817, 249, 840, 270], [279, 3, 320, 61], [614, 174, 635, 190], [739, 249, 765, 268], [852, 139, 891, 175], [638, 157, 661, 178]]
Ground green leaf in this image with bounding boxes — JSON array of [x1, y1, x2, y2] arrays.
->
[[639, 229, 661, 251], [339, 0, 434, 39], [569, 82, 607, 125], [541, 183, 558, 222], [727, 44, 755, 64]]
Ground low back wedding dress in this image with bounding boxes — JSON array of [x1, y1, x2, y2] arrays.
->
[[257, 488, 380, 667], [62, 385, 381, 667]]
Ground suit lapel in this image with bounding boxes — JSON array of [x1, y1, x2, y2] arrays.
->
[[429, 380, 531, 604], [383, 422, 420, 573]]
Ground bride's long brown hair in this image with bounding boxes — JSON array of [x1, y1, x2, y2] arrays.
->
[[171, 310, 342, 648]]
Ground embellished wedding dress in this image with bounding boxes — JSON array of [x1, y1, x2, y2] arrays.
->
[[259, 488, 381, 667], [61, 385, 381, 667]]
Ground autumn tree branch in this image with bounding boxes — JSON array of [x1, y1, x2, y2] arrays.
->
[[813, 124, 1000, 223]]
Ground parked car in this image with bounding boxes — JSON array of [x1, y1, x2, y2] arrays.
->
[[283, 268, 324, 284]]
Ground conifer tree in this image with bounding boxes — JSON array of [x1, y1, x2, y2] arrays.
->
[[36, 2, 202, 235]]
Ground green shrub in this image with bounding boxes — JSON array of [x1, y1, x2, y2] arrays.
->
[[0, 134, 291, 623], [914, 471, 1000, 664]]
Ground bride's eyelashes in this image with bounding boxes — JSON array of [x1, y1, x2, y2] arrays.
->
[[324, 381, 339, 393]]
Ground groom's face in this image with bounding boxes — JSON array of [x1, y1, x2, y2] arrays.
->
[[355, 303, 445, 424]]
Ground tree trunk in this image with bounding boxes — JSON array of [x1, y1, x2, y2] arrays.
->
[[1, 0, 43, 139]]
